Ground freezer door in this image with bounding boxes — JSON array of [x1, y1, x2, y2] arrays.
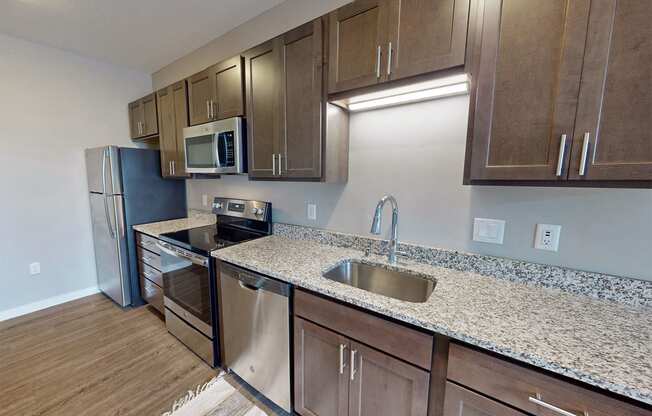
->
[[85, 146, 122, 194], [89, 193, 131, 306]]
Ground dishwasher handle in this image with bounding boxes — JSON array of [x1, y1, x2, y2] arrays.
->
[[222, 263, 290, 297]]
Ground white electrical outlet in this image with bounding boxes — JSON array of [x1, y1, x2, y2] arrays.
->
[[202, 194, 209, 207], [307, 203, 317, 221], [534, 224, 562, 252], [473, 218, 505, 244], [29, 262, 41, 275]]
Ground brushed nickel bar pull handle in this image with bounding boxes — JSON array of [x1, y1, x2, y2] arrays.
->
[[387, 42, 392, 76], [579, 132, 590, 176], [206, 101, 210, 119], [528, 395, 587, 416], [272, 154, 276, 176], [339, 344, 347, 375], [350, 349, 357, 381], [376, 45, 381, 78], [278, 153, 282, 175], [556, 134, 567, 176], [172, 161, 176, 176]]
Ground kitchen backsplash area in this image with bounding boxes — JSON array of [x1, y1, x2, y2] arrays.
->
[[187, 96, 652, 282]]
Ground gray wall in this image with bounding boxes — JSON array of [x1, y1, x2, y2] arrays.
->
[[154, 0, 652, 281], [0, 33, 152, 316], [187, 96, 652, 281]]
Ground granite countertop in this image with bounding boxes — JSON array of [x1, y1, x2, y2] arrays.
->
[[212, 235, 652, 406], [133, 210, 215, 237]]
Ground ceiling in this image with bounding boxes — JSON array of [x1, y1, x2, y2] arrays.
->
[[0, 0, 286, 73]]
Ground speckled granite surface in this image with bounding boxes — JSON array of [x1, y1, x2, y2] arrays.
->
[[132, 210, 215, 237], [274, 223, 652, 308], [212, 235, 652, 406]]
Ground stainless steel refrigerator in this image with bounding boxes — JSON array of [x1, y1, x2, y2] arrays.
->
[[85, 146, 186, 307]]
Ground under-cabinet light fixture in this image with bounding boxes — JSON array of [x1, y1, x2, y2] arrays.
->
[[346, 74, 470, 112]]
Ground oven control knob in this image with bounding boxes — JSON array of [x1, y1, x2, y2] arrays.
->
[[213, 202, 223, 210], [251, 207, 263, 216]]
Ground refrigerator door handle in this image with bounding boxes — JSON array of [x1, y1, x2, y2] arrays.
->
[[102, 149, 116, 240]]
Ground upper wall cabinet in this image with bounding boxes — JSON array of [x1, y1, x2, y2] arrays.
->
[[128, 93, 159, 140], [244, 18, 349, 182], [328, 0, 470, 95], [187, 56, 245, 126], [465, 0, 652, 186], [157, 81, 190, 178]]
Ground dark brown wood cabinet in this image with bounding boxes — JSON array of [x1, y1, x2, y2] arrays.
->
[[442, 382, 527, 416], [245, 19, 349, 182], [328, 0, 470, 95], [294, 318, 349, 416], [294, 291, 431, 416], [156, 81, 190, 178], [187, 56, 245, 126], [128, 93, 159, 139], [294, 317, 430, 416], [446, 343, 652, 416], [349, 341, 430, 416], [568, 0, 652, 181], [465, 0, 652, 186]]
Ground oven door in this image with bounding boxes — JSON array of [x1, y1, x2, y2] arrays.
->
[[157, 242, 212, 338]]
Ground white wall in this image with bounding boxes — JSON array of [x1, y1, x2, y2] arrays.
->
[[0, 34, 152, 316], [155, 0, 651, 281]]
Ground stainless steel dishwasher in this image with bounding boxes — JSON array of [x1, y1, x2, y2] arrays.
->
[[219, 262, 292, 413]]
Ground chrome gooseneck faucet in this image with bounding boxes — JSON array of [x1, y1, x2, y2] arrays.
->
[[370, 195, 400, 264]]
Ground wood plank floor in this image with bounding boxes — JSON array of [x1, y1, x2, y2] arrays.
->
[[0, 294, 217, 416]]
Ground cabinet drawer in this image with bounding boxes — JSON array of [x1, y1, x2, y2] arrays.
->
[[294, 289, 433, 369], [443, 382, 527, 416], [447, 343, 650, 416], [137, 246, 161, 271], [139, 261, 162, 287], [140, 275, 163, 313], [136, 233, 160, 254]]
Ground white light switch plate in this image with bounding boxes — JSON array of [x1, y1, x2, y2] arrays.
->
[[202, 194, 209, 207], [307, 203, 317, 221], [29, 262, 41, 275], [473, 218, 505, 244], [534, 224, 561, 252]]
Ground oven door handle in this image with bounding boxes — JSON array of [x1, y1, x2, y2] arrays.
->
[[214, 134, 222, 168], [156, 243, 208, 267]]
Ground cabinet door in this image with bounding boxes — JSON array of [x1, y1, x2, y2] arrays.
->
[[187, 68, 214, 126], [244, 40, 282, 179], [141, 93, 158, 136], [156, 87, 176, 177], [213, 56, 245, 120], [128, 101, 141, 139], [348, 341, 429, 416], [387, 0, 470, 81], [568, 0, 652, 181], [279, 19, 323, 179], [328, 0, 390, 94], [442, 382, 527, 416], [466, 0, 590, 181], [129, 100, 144, 138], [294, 318, 349, 416], [171, 80, 190, 177]]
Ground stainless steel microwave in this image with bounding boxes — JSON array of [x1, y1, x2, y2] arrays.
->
[[183, 117, 246, 174]]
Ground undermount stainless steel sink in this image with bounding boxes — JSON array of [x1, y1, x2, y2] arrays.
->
[[323, 260, 436, 303]]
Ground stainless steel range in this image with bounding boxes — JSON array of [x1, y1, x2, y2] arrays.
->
[[157, 198, 272, 367]]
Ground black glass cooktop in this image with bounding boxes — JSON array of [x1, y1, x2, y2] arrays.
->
[[159, 222, 267, 256]]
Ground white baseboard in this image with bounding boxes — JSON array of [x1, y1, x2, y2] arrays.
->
[[0, 286, 100, 322]]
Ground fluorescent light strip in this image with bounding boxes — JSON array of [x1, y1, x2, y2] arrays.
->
[[348, 82, 469, 112], [347, 74, 469, 105]]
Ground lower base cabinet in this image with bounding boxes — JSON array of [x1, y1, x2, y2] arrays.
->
[[294, 317, 430, 416], [443, 382, 527, 416]]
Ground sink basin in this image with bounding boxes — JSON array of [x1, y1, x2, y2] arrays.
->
[[323, 260, 436, 303]]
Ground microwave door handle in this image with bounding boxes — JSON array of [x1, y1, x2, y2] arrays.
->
[[215, 135, 222, 168]]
